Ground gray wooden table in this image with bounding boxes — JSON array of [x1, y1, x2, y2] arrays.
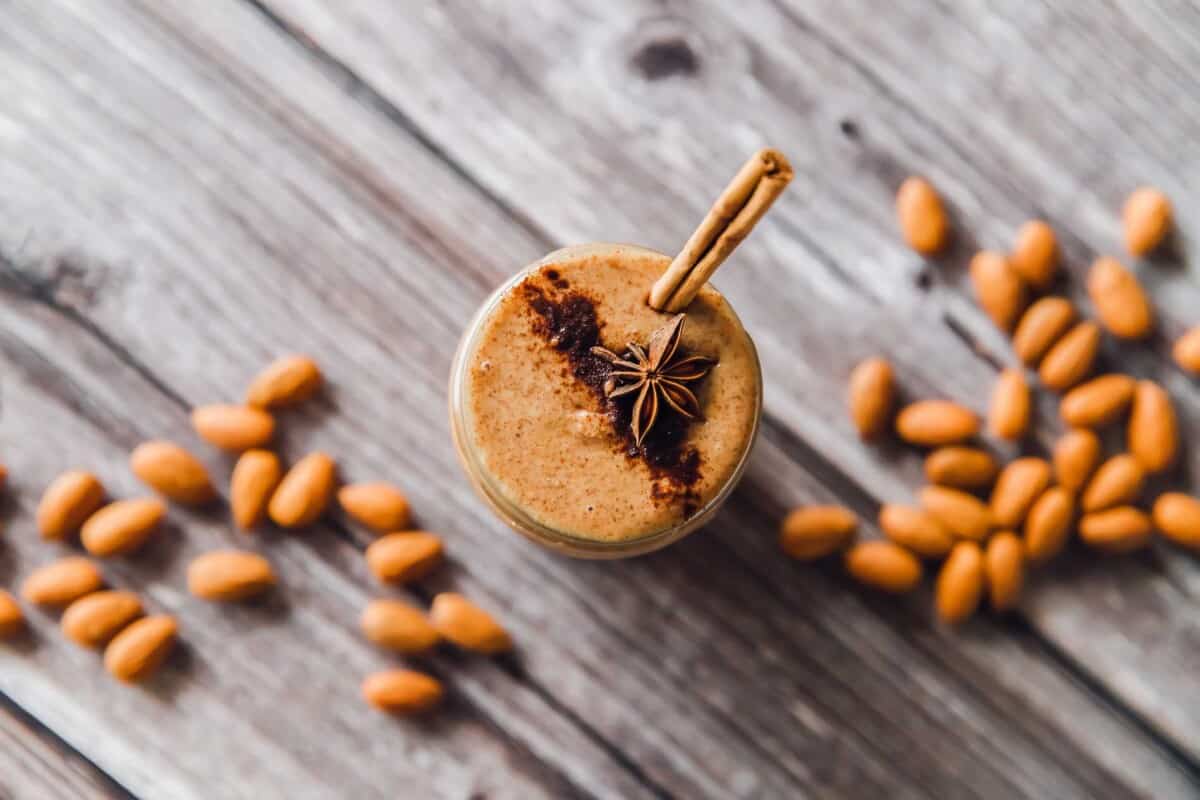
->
[[1, 1, 1198, 798]]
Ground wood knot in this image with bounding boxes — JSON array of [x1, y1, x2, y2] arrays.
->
[[630, 37, 699, 80]]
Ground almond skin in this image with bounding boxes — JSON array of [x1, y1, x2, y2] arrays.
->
[[970, 251, 1027, 332], [924, 447, 998, 490], [61, 590, 142, 649], [1081, 454, 1145, 513], [987, 368, 1030, 440], [990, 458, 1052, 529], [1172, 326, 1200, 374], [1053, 429, 1102, 493], [187, 550, 276, 601], [918, 486, 993, 541], [847, 357, 894, 439], [104, 615, 177, 683], [1038, 321, 1101, 391], [985, 532, 1024, 612], [1152, 493, 1200, 550], [429, 593, 511, 654], [191, 404, 276, 451], [365, 531, 444, 584], [895, 400, 979, 447], [81, 498, 166, 557], [361, 599, 440, 654], [230, 450, 282, 530], [1012, 297, 1076, 366], [779, 505, 857, 560], [37, 470, 105, 541], [878, 504, 954, 557], [268, 452, 336, 528], [1128, 380, 1177, 473], [337, 483, 412, 533], [246, 354, 322, 409], [1087, 257, 1154, 340], [21, 557, 103, 606], [1009, 220, 1059, 289], [1123, 187, 1172, 256], [0, 590, 24, 639], [130, 441, 215, 506], [362, 670, 443, 714], [1079, 507, 1152, 553], [896, 177, 948, 255], [843, 541, 923, 593], [1059, 374, 1136, 428], [1023, 487, 1076, 564], [935, 542, 984, 624]]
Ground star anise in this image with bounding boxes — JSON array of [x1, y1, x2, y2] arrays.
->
[[590, 314, 716, 447]]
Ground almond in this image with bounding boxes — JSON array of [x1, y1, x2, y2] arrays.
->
[[1023, 487, 1075, 563], [896, 177, 948, 255], [430, 593, 511, 654], [843, 541, 923, 593], [0, 463, 7, 491], [1052, 429, 1101, 493], [895, 400, 979, 447], [21, 557, 103, 606], [230, 450, 282, 530], [1123, 187, 1172, 256], [1081, 454, 1145, 513], [878, 504, 954, 557], [779, 505, 857, 560], [924, 447, 998, 490], [1087, 257, 1154, 339], [268, 452, 336, 528], [1012, 297, 1075, 366], [1038, 321, 1100, 391], [61, 590, 142, 649], [1079, 507, 1152, 553], [365, 531, 444, 584], [1152, 493, 1200, 550], [104, 615, 177, 683], [970, 250, 1026, 332], [847, 357, 894, 439], [191, 404, 276, 451], [918, 486, 992, 541], [338, 483, 412, 533], [985, 532, 1024, 611], [362, 670, 443, 714], [1128, 380, 1176, 473], [1059, 374, 1136, 428], [187, 550, 276, 601], [37, 470, 105, 541], [1172, 326, 1200, 374], [990, 457, 1051, 529], [935, 541, 984, 624], [360, 599, 440, 654], [1009, 220, 1059, 289], [0, 590, 24, 639], [130, 441, 215, 506], [246, 354, 322, 409], [987, 368, 1030, 440], [81, 498, 166, 557]]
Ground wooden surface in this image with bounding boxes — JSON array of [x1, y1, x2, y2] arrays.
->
[[0, 0, 1198, 797]]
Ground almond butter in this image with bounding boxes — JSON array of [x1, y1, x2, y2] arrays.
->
[[987, 368, 1030, 440], [191, 404, 276, 451], [985, 532, 1024, 611], [1079, 507, 1152, 553], [268, 452, 336, 528], [362, 669, 443, 714], [37, 470, 105, 541], [847, 357, 894, 439], [360, 599, 440, 654], [61, 590, 142, 649], [81, 498, 166, 557], [1038, 321, 1100, 391], [1087, 257, 1154, 339], [246, 354, 322, 409], [990, 457, 1052, 529], [104, 615, 177, 683], [970, 251, 1027, 332], [1128, 380, 1176, 473], [878, 504, 954, 557], [779, 505, 857, 560], [918, 486, 992, 541], [1172, 326, 1200, 374], [935, 541, 984, 624], [430, 593, 511, 654], [1152, 493, 1200, 550], [130, 441, 215, 506], [1081, 454, 1145, 513], [338, 483, 412, 533], [0, 590, 24, 639], [1052, 429, 1101, 493], [1009, 220, 1059, 289], [1023, 487, 1075, 563], [1012, 297, 1075, 366], [230, 450, 282, 530], [21, 557, 103, 606], [843, 541, 923, 593], [365, 531, 444, 584], [895, 400, 979, 447], [1123, 187, 1172, 256], [1059, 374, 1136, 428], [895, 177, 948, 255], [924, 447, 998, 490], [187, 550, 276, 601]]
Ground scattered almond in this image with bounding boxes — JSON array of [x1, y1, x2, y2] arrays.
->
[[1079, 507, 1152, 553], [779, 505, 857, 560], [1152, 493, 1200, 550], [362, 670, 443, 715], [1010, 220, 1059, 288], [361, 599, 440, 654], [61, 590, 142, 649], [130, 441, 215, 506], [847, 357, 894, 439], [1052, 429, 1101, 493], [365, 531, 444, 584], [970, 251, 1027, 332], [987, 368, 1030, 440], [1122, 187, 1172, 256], [878, 504, 954, 557], [1023, 487, 1076, 563], [21, 557, 103, 607], [924, 447, 998, 490], [37, 470, 105, 541], [187, 550, 276, 601], [246, 354, 322, 409], [843, 541, 923, 593], [268, 452, 336, 528], [1038, 321, 1100, 391], [919, 486, 992, 541], [1059, 374, 1136, 428], [338, 483, 412, 533], [985, 532, 1024, 611], [1087, 257, 1154, 339], [81, 498, 166, 557], [935, 542, 984, 624], [230, 450, 283, 530], [990, 457, 1052, 529], [895, 400, 979, 447], [1081, 454, 1145, 513], [430, 593, 511, 654], [1128, 380, 1176, 473], [104, 615, 177, 683], [191, 405, 276, 452], [1012, 297, 1076, 366], [0, 590, 24, 639], [1172, 326, 1200, 374], [895, 177, 948, 255]]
